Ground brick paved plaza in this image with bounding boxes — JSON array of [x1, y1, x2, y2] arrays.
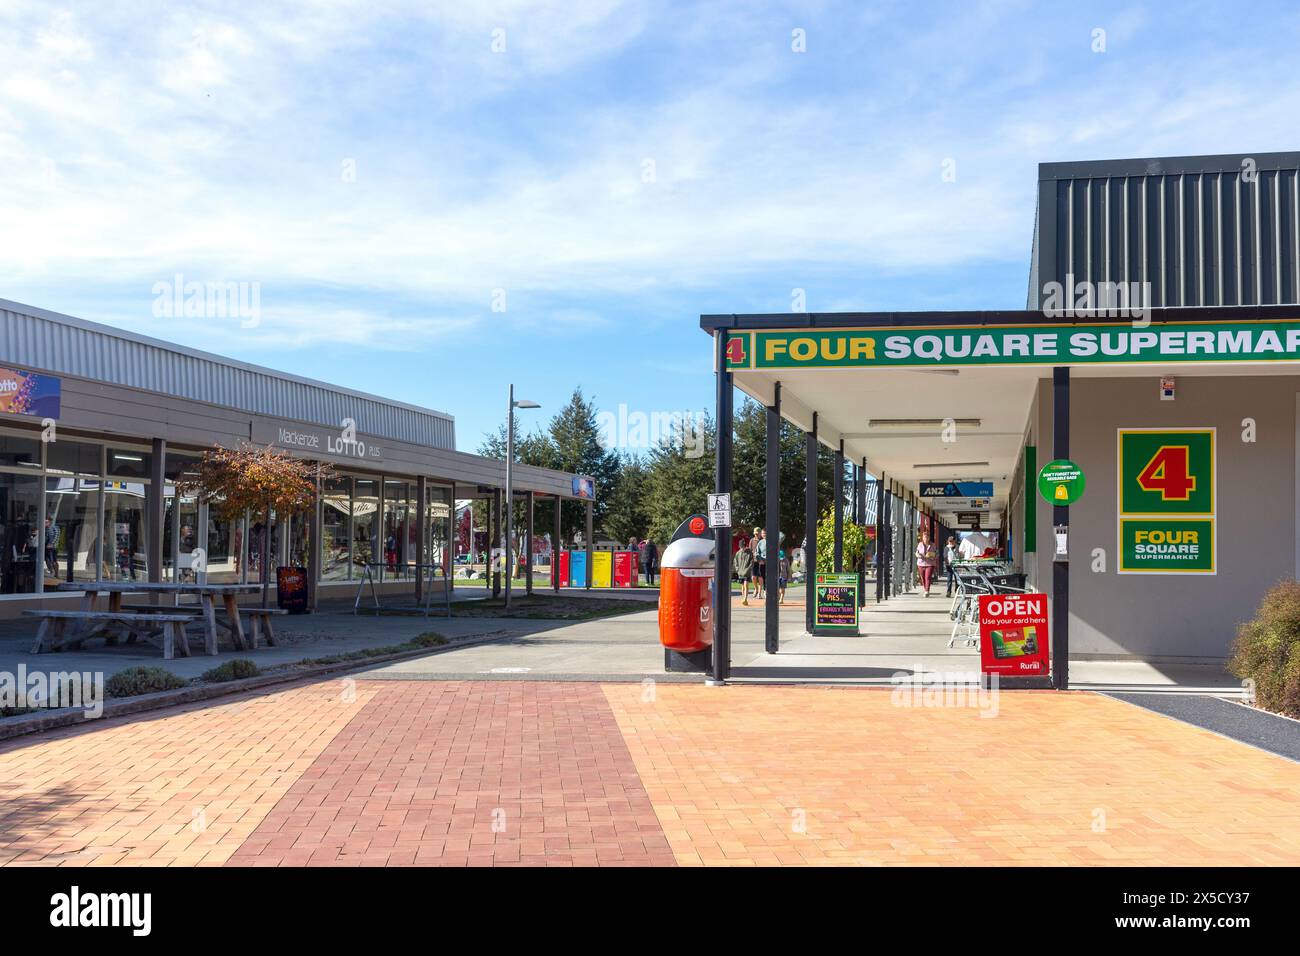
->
[[2, 677, 1297, 867]]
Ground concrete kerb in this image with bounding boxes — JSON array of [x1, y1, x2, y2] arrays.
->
[[0, 630, 518, 743]]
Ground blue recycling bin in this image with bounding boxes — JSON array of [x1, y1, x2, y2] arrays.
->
[[568, 550, 587, 587]]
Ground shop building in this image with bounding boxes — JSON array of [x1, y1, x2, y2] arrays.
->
[[704, 151, 1300, 684], [0, 298, 589, 613]]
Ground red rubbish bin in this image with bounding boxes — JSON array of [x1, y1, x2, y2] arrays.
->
[[658, 515, 714, 659]]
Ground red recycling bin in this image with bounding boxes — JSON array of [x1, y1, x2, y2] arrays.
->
[[658, 522, 714, 653]]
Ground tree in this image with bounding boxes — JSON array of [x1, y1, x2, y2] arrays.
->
[[476, 418, 559, 561], [730, 397, 837, 549], [642, 412, 717, 545], [177, 444, 330, 605], [815, 505, 867, 572], [602, 453, 651, 545], [548, 388, 620, 542]]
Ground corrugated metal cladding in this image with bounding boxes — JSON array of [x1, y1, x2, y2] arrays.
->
[[1030, 152, 1300, 309], [0, 302, 456, 448]]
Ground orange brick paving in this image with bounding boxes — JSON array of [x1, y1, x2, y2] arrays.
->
[[601, 684, 1300, 866], [0, 681, 377, 867], [2, 678, 1298, 867], [225, 682, 676, 867]]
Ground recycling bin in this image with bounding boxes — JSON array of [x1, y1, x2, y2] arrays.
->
[[658, 514, 715, 672]]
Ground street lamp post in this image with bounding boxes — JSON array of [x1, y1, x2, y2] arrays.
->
[[505, 384, 540, 610]]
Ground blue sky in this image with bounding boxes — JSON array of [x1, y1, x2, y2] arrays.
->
[[3, 1, 1300, 450]]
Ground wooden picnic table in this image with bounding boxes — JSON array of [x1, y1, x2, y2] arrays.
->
[[52, 582, 263, 656]]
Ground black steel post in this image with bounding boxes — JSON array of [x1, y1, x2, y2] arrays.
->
[[1053, 366, 1070, 690], [712, 330, 734, 683], [765, 382, 781, 654], [857, 459, 867, 607], [876, 472, 886, 603], [833, 440, 844, 573], [416, 476, 427, 603], [804, 413, 818, 633]]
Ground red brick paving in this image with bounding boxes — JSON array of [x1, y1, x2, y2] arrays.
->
[[225, 682, 677, 867]]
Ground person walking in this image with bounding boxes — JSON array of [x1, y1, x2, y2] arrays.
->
[[643, 537, 659, 585], [752, 527, 766, 600], [944, 534, 960, 597], [777, 548, 790, 604], [916, 530, 939, 597], [735, 537, 755, 604]]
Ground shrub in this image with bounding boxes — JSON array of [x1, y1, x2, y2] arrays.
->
[[1229, 580, 1300, 718], [201, 659, 261, 683], [412, 633, 448, 648], [105, 666, 188, 698]]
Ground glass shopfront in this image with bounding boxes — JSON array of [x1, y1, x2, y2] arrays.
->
[[0, 425, 463, 599]]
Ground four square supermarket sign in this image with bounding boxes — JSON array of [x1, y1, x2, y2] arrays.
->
[[1118, 428, 1216, 574]]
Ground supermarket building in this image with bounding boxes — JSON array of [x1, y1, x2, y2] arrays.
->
[[0, 298, 589, 613], [706, 151, 1300, 686]]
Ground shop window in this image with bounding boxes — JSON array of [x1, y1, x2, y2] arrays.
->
[[44, 476, 100, 583], [46, 439, 102, 477], [163, 482, 200, 583], [427, 486, 453, 581], [204, 505, 238, 584], [103, 482, 149, 582], [106, 447, 151, 480], [1, 473, 43, 593], [352, 478, 379, 573], [382, 480, 410, 579], [0, 432, 42, 470], [321, 476, 352, 581]]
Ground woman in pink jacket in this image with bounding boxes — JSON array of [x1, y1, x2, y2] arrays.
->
[[915, 531, 939, 597]]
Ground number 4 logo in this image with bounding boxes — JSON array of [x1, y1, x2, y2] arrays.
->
[[1137, 445, 1196, 501], [724, 334, 749, 368]]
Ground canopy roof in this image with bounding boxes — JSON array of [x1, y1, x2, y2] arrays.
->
[[703, 305, 1300, 526]]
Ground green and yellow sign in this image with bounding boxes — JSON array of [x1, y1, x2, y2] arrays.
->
[[723, 321, 1300, 371], [1118, 428, 1216, 574], [1120, 518, 1214, 573], [1037, 459, 1085, 505]]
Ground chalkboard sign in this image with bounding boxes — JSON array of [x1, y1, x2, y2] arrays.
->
[[276, 566, 310, 614], [814, 572, 859, 634]]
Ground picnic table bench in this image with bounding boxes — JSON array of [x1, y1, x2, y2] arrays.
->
[[121, 604, 286, 647], [27, 610, 197, 659], [40, 582, 269, 656]]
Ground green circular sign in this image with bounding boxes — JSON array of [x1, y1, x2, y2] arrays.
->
[[1037, 459, 1086, 505]]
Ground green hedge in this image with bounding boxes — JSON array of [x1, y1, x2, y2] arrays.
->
[[201, 659, 261, 683], [105, 666, 189, 698], [1229, 580, 1300, 718]]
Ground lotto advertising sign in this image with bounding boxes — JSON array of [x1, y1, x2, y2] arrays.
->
[[979, 593, 1050, 677], [1118, 428, 1216, 574], [0, 366, 61, 419]]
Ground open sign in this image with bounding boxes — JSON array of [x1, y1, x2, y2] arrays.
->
[[978, 592, 1050, 677]]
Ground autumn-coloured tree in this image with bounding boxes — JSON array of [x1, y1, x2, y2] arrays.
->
[[177, 444, 331, 605]]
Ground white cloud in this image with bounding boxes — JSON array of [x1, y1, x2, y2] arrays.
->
[[2, 0, 1299, 348]]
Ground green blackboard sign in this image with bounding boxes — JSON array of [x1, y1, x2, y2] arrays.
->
[[814, 572, 859, 634]]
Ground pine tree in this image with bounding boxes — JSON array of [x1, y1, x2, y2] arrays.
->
[[642, 412, 717, 545], [602, 453, 651, 545], [547, 388, 620, 543]]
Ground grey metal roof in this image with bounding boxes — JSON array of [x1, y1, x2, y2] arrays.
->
[[0, 297, 456, 449], [1029, 151, 1300, 309]]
